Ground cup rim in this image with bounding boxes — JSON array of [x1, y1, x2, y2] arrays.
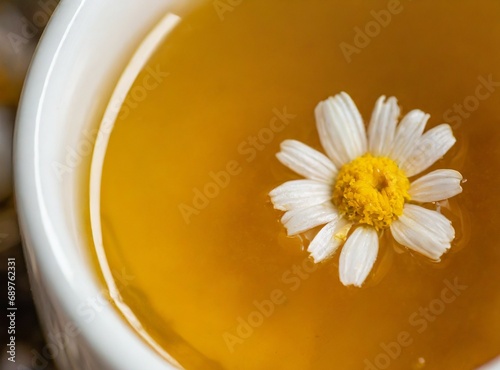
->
[[14, 0, 178, 368]]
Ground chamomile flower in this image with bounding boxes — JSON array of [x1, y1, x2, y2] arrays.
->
[[269, 92, 463, 287]]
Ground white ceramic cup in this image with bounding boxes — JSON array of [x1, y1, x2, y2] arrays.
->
[[14, 0, 187, 368]]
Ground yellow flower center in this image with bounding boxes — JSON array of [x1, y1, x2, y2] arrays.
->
[[333, 154, 410, 230]]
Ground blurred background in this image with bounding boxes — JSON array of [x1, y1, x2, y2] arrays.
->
[[0, 0, 58, 369]]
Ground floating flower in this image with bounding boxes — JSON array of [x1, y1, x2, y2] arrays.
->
[[269, 92, 464, 287]]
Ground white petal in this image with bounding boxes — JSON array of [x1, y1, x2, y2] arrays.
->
[[307, 218, 352, 263], [409, 169, 463, 202], [368, 96, 400, 156], [338, 92, 368, 154], [390, 109, 429, 165], [401, 124, 456, 177], [390, 204, 454, 261], [276, 140, 337, 183], [339, 227, 379, 287], [281, 202, 339, 236], [269, 180, 332, 211], [315, 92, 367, 168]]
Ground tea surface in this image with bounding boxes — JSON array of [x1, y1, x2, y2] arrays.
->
[[98, 1, 500, 368]]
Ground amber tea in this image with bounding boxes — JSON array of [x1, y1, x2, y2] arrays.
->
[[92, 1, 500, 369]]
